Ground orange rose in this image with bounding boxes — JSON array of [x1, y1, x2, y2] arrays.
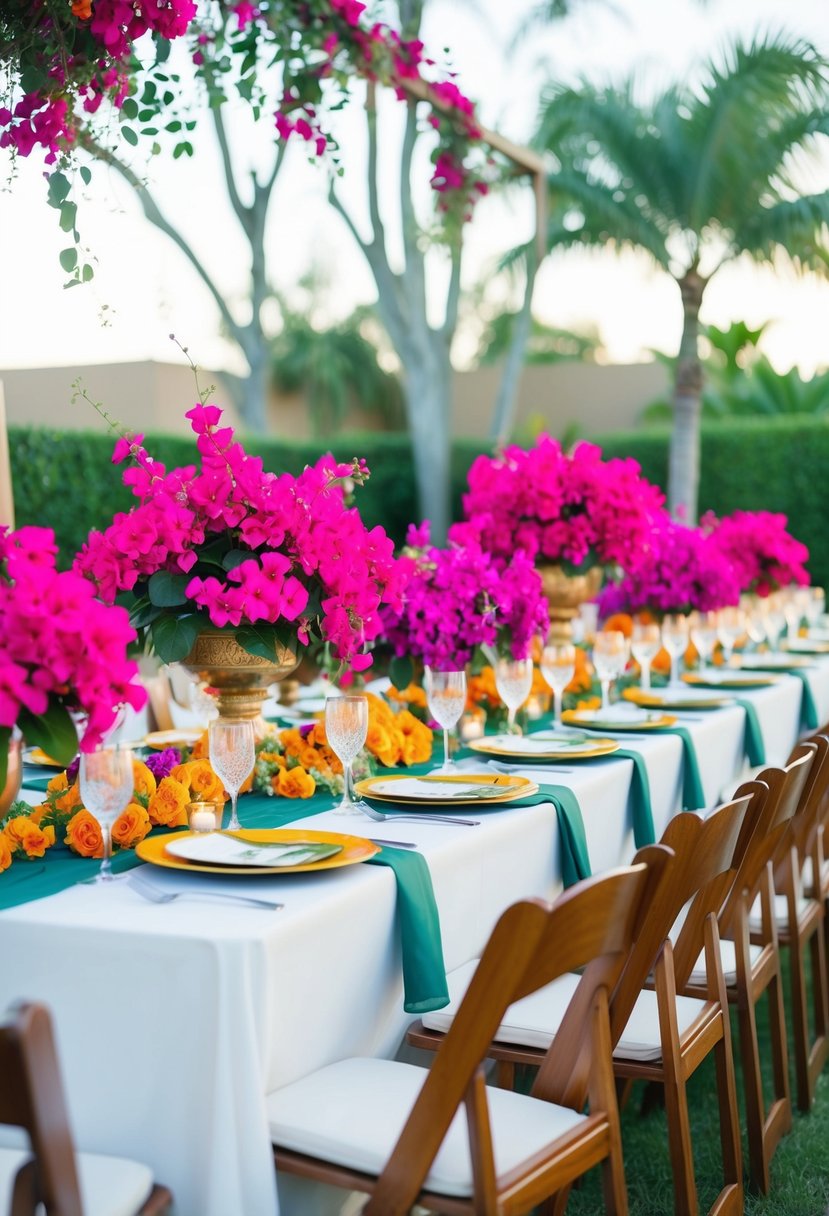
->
[[65, 810, 103, 859], [307, 722, 328, 748], [20, 822, 55, 859], [276, 766, 316, 799], [565, 649, 593, 694], [297, 745, 318, 771], [72, 0, 93, 18], [402, 733, 431, 766], [190, 731, 210, 759], [604, 613, 634, 639], [651, 646, 671, 675], [132, 760, 157, 800], [55, 781, 83, 815], [4, 817, 32, 853], [111, 803, 151, 850], [185, 760, 226, 803], [170, 763, 192, 788], [46, 772, 69, 796], [366, 723, 400, 767], [28, 803, 49, 825], [0, 833, 11, 872], [281, 729, 304, 758], [147, 777, 190, 828]]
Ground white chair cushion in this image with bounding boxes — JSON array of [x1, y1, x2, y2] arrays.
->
[[422, 960, 580, 1050], [749, 892, 811, 933], [689, 939, 765, 986], [267, 1056, 586, 1199], [0, 1146, 153, 1216], [612, 989, 709, 1063], [802, 856, 829, 893]]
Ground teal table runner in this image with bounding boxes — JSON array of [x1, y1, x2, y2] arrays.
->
[[732, 699, 766, 766]]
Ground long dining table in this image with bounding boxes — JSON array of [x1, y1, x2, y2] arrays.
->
[[2, 660, 829, 1216]]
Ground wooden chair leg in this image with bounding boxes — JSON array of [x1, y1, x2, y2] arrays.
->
[[495, 1060, 515, 1090], [788, 931, 813, 1111], [737, 996, 768, 1193], [600, 1128, 629, 1216], [766, 965, 791, 1116], [662, 1073, 697, 1216], [807, 919, 829, 1093], [711, 1020, 743, 1207]]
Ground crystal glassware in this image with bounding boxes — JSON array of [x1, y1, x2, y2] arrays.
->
[[424, 668, 467, 772], [592, 630, 627, 713], [630, 622, 660, 691], [762, 594, 787, 653], [540, 643, 576, 725], [716, 606, 744, 667], [806, 587, 825, 631], [325, 695, 369, 815], [660, 614, 689, 687], [494, 657, 534, 735], [689, 611, 718, 671], [79, 746, 135, 883], [208, 718, 255, 832]]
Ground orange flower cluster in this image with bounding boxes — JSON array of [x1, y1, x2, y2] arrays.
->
[[467, 657, 593, 711], [386, 682, 429, 711], [364, 694, 432, 767], [3, 813, 55, 861]]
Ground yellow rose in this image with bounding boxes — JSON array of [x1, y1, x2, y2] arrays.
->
[[276, 766, 316, 799], [366, 722, 401, 768], [132, 760, 157, 800], [281, 729, 304, 758], [185, 760, 226, 803], [55, 781, 83, 815], [111, 803, 151, 850], [147, 777, 190, 828], [169, 763, 192, 789], [190, 731, 210, 759], [0, 833, 11, 872], [65, 810, 103, 859]]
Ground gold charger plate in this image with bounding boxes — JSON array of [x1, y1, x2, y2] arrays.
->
[[144, 729, 206, 750], [23, 747, 65, 769], [467, 735, 619, 762], [683, 672, 779, 690], [136, 828, 380, 875], [562, 709, 677, 731], [355, 773, 538, 805], [623, 689, 731, 711], [734, 654, 814, 672], [783, 639, 829, 655]]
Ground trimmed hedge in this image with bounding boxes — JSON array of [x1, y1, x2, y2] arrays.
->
[[10, 415, 829, 586]]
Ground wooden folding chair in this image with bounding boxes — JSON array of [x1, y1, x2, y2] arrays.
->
[[0, 1002, 172, 1216], [760, 733, 829, 1112], [682, 746, 814, 1193], [269, 863, 656, 1216], [410, 797, 752, 1216]]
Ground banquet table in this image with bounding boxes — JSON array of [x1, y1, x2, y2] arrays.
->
[[3, 662, 829, 1216]]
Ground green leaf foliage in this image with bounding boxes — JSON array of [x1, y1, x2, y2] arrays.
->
[[17, 702, 78, 766], [389, 655, 415, 692], [235, 623, 295, 662], [148, 569, 191, 607], [150, 613, 204, 663], [0, 726, 9, 792]]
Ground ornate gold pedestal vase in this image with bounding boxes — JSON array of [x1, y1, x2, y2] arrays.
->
[[182, 631, 299, 728], [537, 564, 604, 645], [0, 738, 22, 817]]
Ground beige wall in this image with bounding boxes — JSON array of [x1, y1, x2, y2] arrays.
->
[[1, 357, 669, 440]]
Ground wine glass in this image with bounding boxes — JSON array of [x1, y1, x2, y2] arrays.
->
[[325, 695, 369, 815], [592, 630, 627, 713], [540, 642, 576, 725], [630, 622, 660, 691], [717, 606, 744, 667], [763, 594, 787, 653], [806, 587, 825, 632], [494, 657, 534, 735], [661, 614, 689, 688], [783, 589, 805, 642], [208, 718, 255, 832], [689, 611, 718, 671], [424, 669, 467, 772], [79, 746, 134, 883]]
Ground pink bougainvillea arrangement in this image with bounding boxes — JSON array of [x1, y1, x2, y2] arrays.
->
[[702, 509, 810, 597], [597, 513, 742, 618], [381, 522, 550, 672], [74, 404, 407, 671], [0, 525, 146, 781], [448, 435, 665, 574]]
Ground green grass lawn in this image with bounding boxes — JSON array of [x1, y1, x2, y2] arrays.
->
[[564, 957, 829, 1216]]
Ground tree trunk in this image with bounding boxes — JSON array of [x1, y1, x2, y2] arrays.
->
[[239, 341, 269, 434], [404, 347, 452, 542], [668, 272, 705, 524], [489, 249, 538, 446]]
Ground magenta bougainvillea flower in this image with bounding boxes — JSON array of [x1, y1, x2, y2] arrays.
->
[[701, 509, 809, 597]]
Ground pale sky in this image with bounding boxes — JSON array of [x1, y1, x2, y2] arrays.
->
[[1, 0, 828, 381]]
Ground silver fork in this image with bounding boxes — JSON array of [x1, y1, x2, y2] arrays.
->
[[128, 875, 283, 910], [358, 803, 480, 827]]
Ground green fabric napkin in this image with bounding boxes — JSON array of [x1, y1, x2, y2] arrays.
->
[[732, 698, 767, 766], [19, 774, 53, 793], [661, 725, 706, 810], [0, 843, 150, 911], [789, 671, 819, 731], [605, 748, 656, 847]]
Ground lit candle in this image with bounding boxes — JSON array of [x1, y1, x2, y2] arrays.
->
[[190, 808, 219, 833]]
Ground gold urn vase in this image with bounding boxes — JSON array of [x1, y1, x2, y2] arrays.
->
[[537, 564, 604, 645], [0, 738, 23, 818], [182, 630, 299, 726]]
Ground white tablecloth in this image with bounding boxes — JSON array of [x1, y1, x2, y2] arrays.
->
[[3, 663, 829, 1215]]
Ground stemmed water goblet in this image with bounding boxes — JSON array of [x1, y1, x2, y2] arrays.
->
[[661, 614, 689, 688], [717, 606, 744, 668], [324, 695, 369, 815], [208, 718, 255, 832], [630, 622, 660, 691], [540, 642, 576, 726], [805, 587, 825, 632], [763, 595, 787, 653], [689, 611, 718, 672], [424, 668, 467, 772], [494, 657, 534, 735], [79, 746, 135, 883], [592, 630, 627, 714]]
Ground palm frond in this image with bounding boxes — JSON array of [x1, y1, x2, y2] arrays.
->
[[735, 191, 829, 274]]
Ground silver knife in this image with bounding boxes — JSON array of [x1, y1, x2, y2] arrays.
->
[[369, 838, 418, 849]]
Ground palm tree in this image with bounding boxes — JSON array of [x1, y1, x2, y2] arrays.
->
[[536, 33, 829, 521]]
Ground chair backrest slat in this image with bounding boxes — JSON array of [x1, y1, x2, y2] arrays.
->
[[370, 863, 654, 1214], [0, 1003, 83, 1216]]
